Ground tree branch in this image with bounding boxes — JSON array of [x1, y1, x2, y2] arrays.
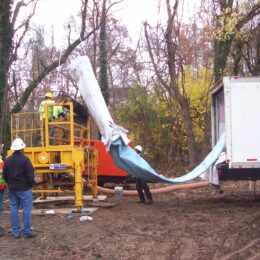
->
[[144, 22, 169, 91], [236, 3, 260, 30], [11, 0, 101, 113]]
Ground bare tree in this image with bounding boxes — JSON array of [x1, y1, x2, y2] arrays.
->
[[144, 0, 197, 166], [0, 0, 111, 147], [11, 0, 94, 113], [243, 20, 260, 75], [211, 0, 260, 82], [0, 0, 39, 144]]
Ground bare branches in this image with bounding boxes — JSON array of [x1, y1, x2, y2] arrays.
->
[[243, 25, 260, 75], [11, 0, 102, 113], [165, 0, 181, 99], [236, 2, 260, 30], [10, 1, 39, 66], [11, 0, 26, 27], [212, 0, 260, 82], [12, 0, 38, 31], [144, 22, 169, 91], [144, 0, 196, 165], [80, 0, 88, 40]]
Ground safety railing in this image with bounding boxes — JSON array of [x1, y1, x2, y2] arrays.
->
[[11, 102, 90, 148]]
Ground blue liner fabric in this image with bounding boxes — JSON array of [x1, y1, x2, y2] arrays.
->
[[110, 133, 226, 183]]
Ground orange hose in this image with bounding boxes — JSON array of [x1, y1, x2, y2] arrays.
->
[[95, 181, 210, 196]]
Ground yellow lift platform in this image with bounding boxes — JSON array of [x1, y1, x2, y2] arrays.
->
[[8, 102, 98, 211]]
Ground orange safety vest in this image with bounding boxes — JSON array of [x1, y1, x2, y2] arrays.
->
[[0, 157, 6, 190]]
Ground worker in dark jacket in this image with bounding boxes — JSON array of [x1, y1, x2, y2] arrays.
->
[[134, 145, 153, 205], [3, 138, 36, 239]]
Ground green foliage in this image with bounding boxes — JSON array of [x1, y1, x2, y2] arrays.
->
[[115, 68, 213, 168], [182, 67, 212, 142], [212, 1, 260, 82], [115, 84, 170, 164], [213, 7, 243, 41]]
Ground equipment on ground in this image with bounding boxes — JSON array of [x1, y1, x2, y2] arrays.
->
[[8, 101, 98, 211]]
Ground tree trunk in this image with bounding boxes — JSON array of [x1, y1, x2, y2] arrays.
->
[[99, 0, 109, 105], [0, 0, 13, 144], [213, 1, 260, 82], [232, 39, 244, 76], [178, 93, 196, 166], [213, 39, 232, 83]]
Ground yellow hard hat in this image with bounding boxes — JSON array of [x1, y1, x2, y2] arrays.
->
[[45, 92, 53, 99]]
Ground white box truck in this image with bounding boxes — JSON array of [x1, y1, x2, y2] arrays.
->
[[211, 76, 260, 180]]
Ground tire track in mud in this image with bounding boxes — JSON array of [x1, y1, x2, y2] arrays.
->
[[219, 238, 260, 260]]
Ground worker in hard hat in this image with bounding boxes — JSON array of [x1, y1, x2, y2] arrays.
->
[[38, 92, 65, 145], [39, 92, 65, 120], [0, 143, 6, 237], [134, 145, 153, 205], [38, 92, 55, 145], [53, 105, 65, 120], [3, 138, 36, 239], [39, 92, 55, 121]]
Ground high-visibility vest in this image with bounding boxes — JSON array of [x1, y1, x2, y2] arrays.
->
[[0, 156, 6, 188], [39, 100, 55, 120], [53, 105, 64, 119]]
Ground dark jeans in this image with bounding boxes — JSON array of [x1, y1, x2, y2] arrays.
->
[[0, 191, 3, 218], [136, 178, 152, 202], [0, 191, 4, 235]]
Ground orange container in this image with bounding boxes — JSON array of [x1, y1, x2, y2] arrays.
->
[[91, 140, 129, 184]]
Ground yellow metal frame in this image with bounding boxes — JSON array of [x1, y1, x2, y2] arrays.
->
[[9, 102, 98, 211]]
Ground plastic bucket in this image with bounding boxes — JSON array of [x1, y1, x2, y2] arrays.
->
[[114, 186, 123, 198]]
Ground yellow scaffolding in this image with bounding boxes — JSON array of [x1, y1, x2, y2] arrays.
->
[[9, 102, 98, 211]]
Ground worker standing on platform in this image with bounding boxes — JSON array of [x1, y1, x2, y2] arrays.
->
[[134, 145, 153, 205], [53, 105, 65, 120], [3, 138, 36, 239], [39, 92, 65, 120], [39, 92, 65, 145], [0, 144, 6, 237], [39, 92, 55, 121]]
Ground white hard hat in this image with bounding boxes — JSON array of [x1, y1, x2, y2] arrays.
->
[[134, 145, 142, 153], [10, 138, 26, 151]]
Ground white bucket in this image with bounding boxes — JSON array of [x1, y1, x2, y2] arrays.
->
[[114, 186, 123, 198]]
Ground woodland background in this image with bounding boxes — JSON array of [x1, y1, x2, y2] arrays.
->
[[0, 0, 259, 174]]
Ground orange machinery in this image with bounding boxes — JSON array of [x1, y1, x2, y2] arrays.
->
[[90, 140, 130, 185]]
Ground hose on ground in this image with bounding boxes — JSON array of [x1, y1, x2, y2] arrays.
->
[[94, 181, 210, 196]]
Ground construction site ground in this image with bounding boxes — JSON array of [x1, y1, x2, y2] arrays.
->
[[0, 181, 259, 260]]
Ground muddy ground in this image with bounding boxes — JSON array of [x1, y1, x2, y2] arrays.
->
[[0, 181, 259, 260]]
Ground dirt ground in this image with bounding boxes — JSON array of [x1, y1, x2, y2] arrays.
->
[[0, 181, 259, 260]]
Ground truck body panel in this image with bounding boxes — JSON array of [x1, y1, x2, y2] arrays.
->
[[211, 76, 260, 180]]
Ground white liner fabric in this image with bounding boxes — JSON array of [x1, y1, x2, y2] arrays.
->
[[200, 152, 227, 185], [68, 56, 225, 183], [68, 56, 130, 150]]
